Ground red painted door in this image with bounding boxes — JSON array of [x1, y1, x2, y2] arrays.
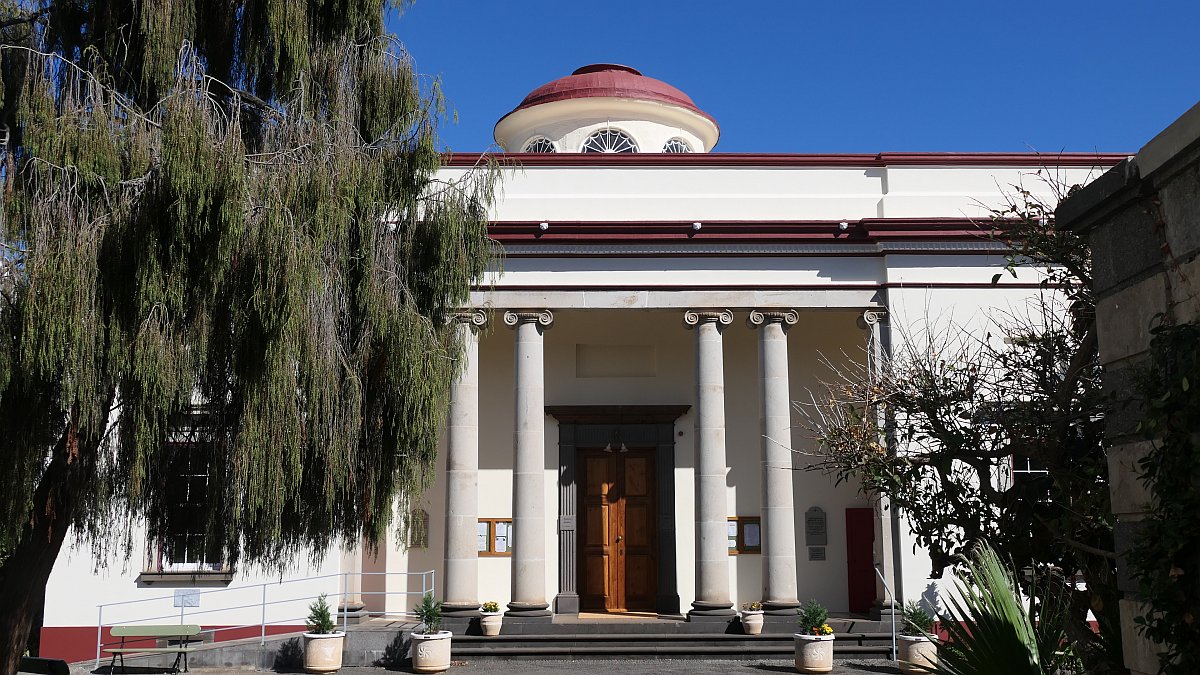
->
[[845, 508, 876, 615]]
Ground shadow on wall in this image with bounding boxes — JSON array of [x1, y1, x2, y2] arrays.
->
[[378, 632, 411, 670], [272, 637, 303, 672]]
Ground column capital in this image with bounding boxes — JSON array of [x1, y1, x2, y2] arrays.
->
[[453, 309, 489, 331], [859, 308, 888, 328], [683, 309, 734, 329], [503, 309, 554, 329], [748, 309, 799, 329]]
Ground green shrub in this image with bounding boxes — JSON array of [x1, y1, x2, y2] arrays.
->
[[306, 594, 336, 634], [414, 592, 443, 634]]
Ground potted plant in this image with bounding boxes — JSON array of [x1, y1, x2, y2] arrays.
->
[[898, 600, 937, 673], [740, 601, 765, 635], [794, 599, 834, 673], [411, 592, 452, 673], [479, 601, 503, 636], [303, 594, 345, 673]]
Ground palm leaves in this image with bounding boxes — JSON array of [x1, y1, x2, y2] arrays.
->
[[924, 543, 1073, 675]]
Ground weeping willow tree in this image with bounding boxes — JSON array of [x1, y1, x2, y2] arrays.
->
[[0, 1, 497, 668]]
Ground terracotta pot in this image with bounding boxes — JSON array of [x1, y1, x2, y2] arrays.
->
[[411, 631, 453, 673], [302, 632, 345, 673], [480, 612, 504, 636], [898, 634, 937, 673], [794, 633, 835, 673], [741, 610, 765, 635]]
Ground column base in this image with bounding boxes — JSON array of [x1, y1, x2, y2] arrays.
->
[[762, 600, 800, 616], [506, 601, 553, 619], [442, 602, 483, 618], [687, 600, 736, 621]]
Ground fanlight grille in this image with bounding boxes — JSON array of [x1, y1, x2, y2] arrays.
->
[[662, 138, 692, 153], [523, 137, 556, 153], [581, 129, 638, 153]]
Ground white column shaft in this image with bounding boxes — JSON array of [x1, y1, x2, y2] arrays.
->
[[758, 318, 799, 607], [508, 313, 551, 612], [692, 314, 732, 610], [443, 319, 481, 611]]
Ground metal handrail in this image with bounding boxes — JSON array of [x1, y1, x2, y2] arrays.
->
[[874, 564, 897, 662], [95, 570, 434, 668]]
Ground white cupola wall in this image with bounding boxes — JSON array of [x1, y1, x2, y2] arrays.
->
[[494, 64, 720, 154]]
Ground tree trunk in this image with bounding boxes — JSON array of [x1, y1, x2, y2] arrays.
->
[[0, 429, 95, 674]]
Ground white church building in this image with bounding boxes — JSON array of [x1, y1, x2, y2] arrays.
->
[[40, 63, 1123, 662]]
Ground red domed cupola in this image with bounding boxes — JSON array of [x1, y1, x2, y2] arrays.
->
[[493, 64, 720, 154]]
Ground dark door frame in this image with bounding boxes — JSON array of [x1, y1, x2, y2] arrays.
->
[[547, 405, 689, 616]]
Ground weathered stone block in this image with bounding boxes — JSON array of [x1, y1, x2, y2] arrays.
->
[[1168, 253, 1200, 323], [1090, 203, 1163, 295], [1119, 598, 1166, 675], [1096, 274, 1168, 364], [1108, 441, 1154, 516], [1103, 361, 1146, 440], [1114, 520, 1147, 594], [1160, 162, 1200, 259]]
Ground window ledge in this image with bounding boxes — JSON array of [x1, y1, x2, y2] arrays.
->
[[135, 571, 235, 588]]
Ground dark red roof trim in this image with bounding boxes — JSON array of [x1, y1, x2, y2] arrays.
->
[[488, 218, 1005, 245], [474, 282, 1061, 292], [445, 152, 1128, 168]]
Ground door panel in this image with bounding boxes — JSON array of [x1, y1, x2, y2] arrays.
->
[[579, 449, 657, 612], [845, 507, 876, 615]]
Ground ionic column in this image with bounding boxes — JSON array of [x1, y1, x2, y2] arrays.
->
[[442, 310, 487, 617], [748, 309, 801, 613], [503, 310, 554, 618], [684, 309, 736, 619], [861, 308, 902, 618]]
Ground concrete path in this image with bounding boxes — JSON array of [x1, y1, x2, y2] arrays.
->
[[100, 659, 902, 675]]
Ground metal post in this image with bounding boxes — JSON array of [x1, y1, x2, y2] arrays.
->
[[874, 565, 897, 661], [342, 573, 349, 634], [261, 584, 267, 645], [95, 606, 103, 669]]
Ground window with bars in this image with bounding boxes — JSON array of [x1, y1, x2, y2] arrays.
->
[[149, 416, 226, 574], [522, 137, 556, 153], [662, 137, 692, 153], [477, 519, 513, 556], [581, 129, 638, 153]]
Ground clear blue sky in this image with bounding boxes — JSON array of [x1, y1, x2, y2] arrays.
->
[[388, 1, 1199, 154]]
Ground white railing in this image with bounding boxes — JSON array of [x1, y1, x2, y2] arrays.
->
[[94, 570, 435, 668], [874, 564, 897, 662]]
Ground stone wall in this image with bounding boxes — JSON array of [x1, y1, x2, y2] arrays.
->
[[1057, 100, 1200, 675]]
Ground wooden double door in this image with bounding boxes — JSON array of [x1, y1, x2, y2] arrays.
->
[[579, 449, 657, 612]]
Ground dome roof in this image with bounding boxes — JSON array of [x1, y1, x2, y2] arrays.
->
[[501, 64, 718, 129]]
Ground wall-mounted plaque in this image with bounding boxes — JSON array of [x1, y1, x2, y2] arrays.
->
[[809, 546, 826, 562], [805, 507, 827, 546]]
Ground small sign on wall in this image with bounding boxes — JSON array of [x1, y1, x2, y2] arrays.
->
[[173, 589, 200, 608], [809, 546, 826, 562], [805, 507, 828, 547]]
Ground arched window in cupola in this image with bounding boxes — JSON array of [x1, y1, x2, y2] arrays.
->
[[581, 129, 638, 153], [522, 137, 557, 153], [662, 138, 692, 153]]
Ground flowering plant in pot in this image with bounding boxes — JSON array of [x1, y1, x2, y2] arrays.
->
[[303, 594, 345, 673], [479, 601, 503, 636], [411, 592, 452, 673], [898, 601, 937, 673], [740, 601, 765, 635], [794, 599, 835, 673]]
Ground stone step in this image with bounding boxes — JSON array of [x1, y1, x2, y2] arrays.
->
[[451, 644, 895, 660]]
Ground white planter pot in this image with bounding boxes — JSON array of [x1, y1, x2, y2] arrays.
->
[[480, 612, 504, 636], [794, 633, 835, 673], [302, 632, 345, 673], [898, 634, 937, 673], [741, 610, 765, 635], [411, 630, 453, 673]]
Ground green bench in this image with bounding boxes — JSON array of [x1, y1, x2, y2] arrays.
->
[[105, 624, 202, 673]]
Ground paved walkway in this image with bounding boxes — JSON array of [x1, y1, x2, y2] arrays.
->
[[91, 659, 901, 675]]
